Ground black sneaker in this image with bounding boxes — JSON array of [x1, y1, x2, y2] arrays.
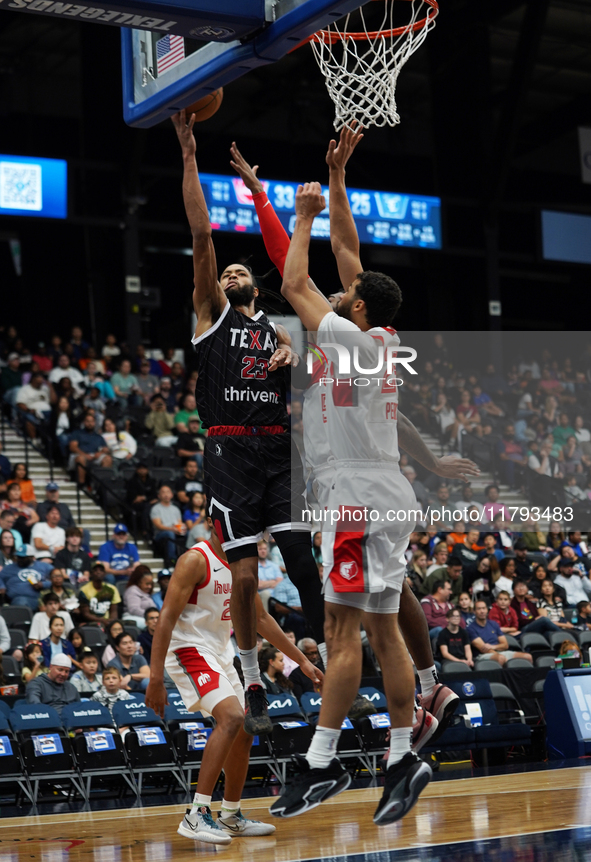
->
[[374, 752, 432, 826], [348, 693, 375, 720], [244, 684, 273, 735], [270, 754, 351, 818]]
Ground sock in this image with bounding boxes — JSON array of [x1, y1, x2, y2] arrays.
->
[[318, 641, 328, 667], [387, 727, 412, 769], [306, 726, 341, 769], [220, 799, 240, 817], [193, 793, 212, 809], [418, 666, 439, 697], [239, 646, 262, 688]]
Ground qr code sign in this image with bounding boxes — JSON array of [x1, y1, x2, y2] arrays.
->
[[0, 162, 43, 211]]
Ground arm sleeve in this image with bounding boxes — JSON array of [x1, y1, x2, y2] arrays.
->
[[253, 192, 291, 276]]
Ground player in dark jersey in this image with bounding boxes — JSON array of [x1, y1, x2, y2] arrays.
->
[[172, 110, 324, 734]]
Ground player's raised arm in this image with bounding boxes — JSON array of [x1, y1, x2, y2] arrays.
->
[[230, 142, 330, 307], [145, 549, 206, 718], [172, 110, 226, 337], [326, 123, 364, 290], [281, 183, 332, 332]]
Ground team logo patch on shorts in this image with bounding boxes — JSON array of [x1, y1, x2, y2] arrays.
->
[[215, 443, 222, 456], [175, 647, 221, 697], [340, 561, 359, 580]]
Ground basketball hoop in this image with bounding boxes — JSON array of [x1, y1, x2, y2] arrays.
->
[[309, 0, 438, 130]]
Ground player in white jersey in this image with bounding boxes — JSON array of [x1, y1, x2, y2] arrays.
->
[[146, 522, 323, 846], [271, 128, 477, 826]]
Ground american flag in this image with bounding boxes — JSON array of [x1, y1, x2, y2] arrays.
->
[[156, 34, 185, 76]]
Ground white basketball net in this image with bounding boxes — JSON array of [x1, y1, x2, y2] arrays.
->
[[310, 0, 438, 131]]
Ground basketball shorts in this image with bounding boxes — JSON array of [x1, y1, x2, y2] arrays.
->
[[165, 647, 244, 715], [320, 463, 418, 608], [204, 434, 309, 556]]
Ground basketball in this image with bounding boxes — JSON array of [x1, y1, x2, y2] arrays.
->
[[184, 88, 223, 122]]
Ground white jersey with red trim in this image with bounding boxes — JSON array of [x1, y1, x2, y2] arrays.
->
[[168, 540, 235, 665], [314, 311, 401, 465]]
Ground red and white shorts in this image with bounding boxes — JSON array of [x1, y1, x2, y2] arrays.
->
[[165, 648, 244, 715], [320, 463, 417, 613]]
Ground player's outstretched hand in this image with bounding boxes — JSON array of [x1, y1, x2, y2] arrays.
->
[[145, 680, 169, 719], [230, 142, 264, 195], [300, 658, 324, 690], [326, 121, 364, 172], [435, 455, 481, 482], [296, 182, 326, 220], [268, 345, 295, 373], [171, 109, 196, 156]]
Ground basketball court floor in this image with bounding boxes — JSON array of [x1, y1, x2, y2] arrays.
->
[[2, 764, 591, 862]]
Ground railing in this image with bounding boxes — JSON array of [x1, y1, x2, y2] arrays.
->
[[76, 466, 141, 544], [0, 399, 54, 482]]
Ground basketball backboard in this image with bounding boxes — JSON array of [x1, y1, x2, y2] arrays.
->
[[121, 0, 373, 127]]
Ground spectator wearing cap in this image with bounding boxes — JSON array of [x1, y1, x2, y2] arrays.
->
[[0, 353, 24, 410], [48, 354, 85, 397], [138, 607, 160, 662], [174, 393, 200, 435], [157, 377, 177, 412], [152, 569, 171, 610], [30, 505, 66, 561], [68, 412, 113, 485], [145, 394, 176, 446], [0, 545, 52, 611], [513, 539, 533, 580], [25, 653, 80, 715], [53, 527, 92, 586], [554, 557, 591, 607], [422, 555, 464, 605], [0, 509, 24, 553], [78, 563, 122, 623], [97, 524, 140, 584], [36, 483, 76, 531]]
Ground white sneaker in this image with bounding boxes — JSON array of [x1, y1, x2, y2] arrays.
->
[[217, 810, 276, 836], [177, 807, 232, 845]]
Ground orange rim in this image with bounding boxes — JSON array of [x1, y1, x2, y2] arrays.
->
[[308, 0, 438, 44]]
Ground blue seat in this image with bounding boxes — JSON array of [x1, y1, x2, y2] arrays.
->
[[0, 700, 11, 720], [359, 686, 388, 713], [0, 719, 33, 804], [300, 692, 322, 722], [10, 702, 86, 803], [267, 693, 305, 721], [62, 702, 114, 730], [112, 700, 162, 729]]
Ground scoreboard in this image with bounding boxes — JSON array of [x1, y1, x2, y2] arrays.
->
[[200, 173, 442, 250]]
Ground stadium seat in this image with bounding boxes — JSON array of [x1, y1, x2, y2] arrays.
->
[[520, 632, 551, 652], [442, 661, 473, 674], [2, 656, 21, 688], [0, 700, 11, 720], [576, 631, 591, 657], [550, 631, 578, 651], [9, 701, 86, 803], [0, 715, 33, 804], [504, 658, 534, 669], [150, 467, 178, 485], [123, 624, 140, 642], [112, 699, 185, 795], [355, 711, 392, 777], [300, 691, 322, 723], [0, 606, 32, 628], [266, 694, 313, 785], [81, 627, 107, 649], [359, 686, 388, 712], [62, 702, 137, 798], [474, 660, 503, 672], [8, 628, 27, 653], [489, 683, 527, 724], [504, 635, 522, 651], [535, 655, 556, 668]]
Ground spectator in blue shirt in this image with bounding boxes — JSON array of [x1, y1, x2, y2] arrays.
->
[[68, 412, 113, 485], [0, 544, 52, 610], [272, 574, 307, 640], [257, 540, 282, 612], [152, 569, 171, 610], [97, 523, 140, 585], [467, 600, 532, 667]]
